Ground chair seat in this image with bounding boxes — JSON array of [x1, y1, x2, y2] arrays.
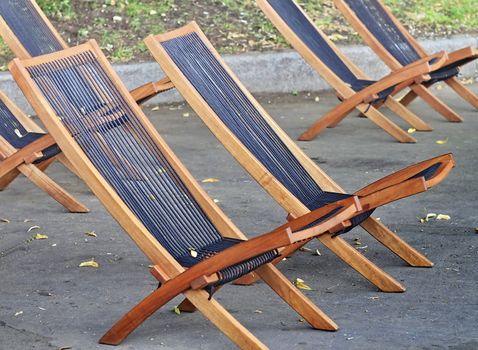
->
[[177, 237, 279, 294], [8, 132, 61, 164]]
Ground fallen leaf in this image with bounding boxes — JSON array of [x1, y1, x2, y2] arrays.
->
[[151, 106, 160, 111], [149, 194, 156, 201], [461, 78, 474, 85], [213, 199, 221, 203], [189, 248, 198, 258], [33, 234, 48, 240], [23, 219, 32, 223], [173, 306, 181, 315], [85, 231, 98, 238], [354, 241, 362, 246], [182, 112, 190, 118], [28, 225, 41, 232], [436, 214, 451, 220], [58, 347, 73, 350], [368, 296, 379, 300], [79, 259, 99, 268], [436, 84, 443, 90], [254, 309, 263, 314], [421, 213, 437, 222], [0, 218, 10, 223], [14, 311, 23, 316], [356, 245, 368, 250], [294, 278, 312, 290], [313, 249, 322, 256], [436, 138, 448, 145], [299, 247, 312, 252], [408, 128, 416, 134], [314, 96, 320, 103], [202, 178, 220, 183], [14, 128, 23, 138]]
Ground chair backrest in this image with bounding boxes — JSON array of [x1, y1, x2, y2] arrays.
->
[[0, 0, 67, 58], [258, 0, 367, 91], [10, 41, 239, 268], [146, 23, 344, 218], [334, 0, 423, 67]]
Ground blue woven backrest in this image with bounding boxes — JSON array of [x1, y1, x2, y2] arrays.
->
[[0, 0, 64, 57], [26, 50, 224, 260], [0, 98, 28, 146], [265, 0, 360, 86], [160, 32, 324, 207], [343, 0, 421, 65]]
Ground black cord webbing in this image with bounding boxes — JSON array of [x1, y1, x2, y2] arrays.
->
[[26, 50, 278, 287], [0, 0, 64, 57]]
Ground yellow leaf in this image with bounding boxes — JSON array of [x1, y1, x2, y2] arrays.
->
[[461, 78, 474, 85], [182, 112, 190, 118], [408, 128, 416, 134], [436, 138, 448, 145], [436, 214, 451, 220], [149, 194, 156, 201], [213, 199, 221, 203], [202, 178, 220, 183], [85, 231, 97, 237], [436, 84, 443, 90], [28, 225, 41, 232], [33, 234, 48, 240], [79, 259, 99, 268], [151, 106, 160, 111], [425, 213, 437, 221], [189, 249, 198, 258], [294, 278, 312, 290], [173, 306, 181, 315]]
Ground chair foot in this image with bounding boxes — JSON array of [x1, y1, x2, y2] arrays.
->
[[445, 77, 478, 110]]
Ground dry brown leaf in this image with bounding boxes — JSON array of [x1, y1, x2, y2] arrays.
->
[[85, 231, 97, 238], [79, 259, 99, 268], [294, 278, 312, 290]]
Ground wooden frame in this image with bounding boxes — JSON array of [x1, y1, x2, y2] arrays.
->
[[0, 90, 88, 213], [334, 0, 478, 122], [255, 0, 439, 142], [145, 22, 455, 295], [9, 40, 380, 348], [0, 0, 172, 203]]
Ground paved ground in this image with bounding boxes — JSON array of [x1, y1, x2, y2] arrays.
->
[[0, 84, 477, 350]]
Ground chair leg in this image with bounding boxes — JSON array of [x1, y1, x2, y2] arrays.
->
[[384, 98, 433, 131], [0, 168, 20, 190], [360, 217, 433, 267], [399, 89, 418, 107], [411, 84, 464, 122], [358, 105, 417, 143], [445, 77, 478, 110], [317, 233, 406, 292], [298, 103, 352, 141], [18, 163, 89, 213], [100, 286, 268, 350], [256, 263, 338, 331]]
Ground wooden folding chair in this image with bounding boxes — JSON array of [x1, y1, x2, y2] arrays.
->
[[0, 90, 88, 212], [334, 0, 478, 122], [144, 22, 455, 293], [9, 40, 372, 349], [254, 0, 444, 142], [0, 0, 172, 203]]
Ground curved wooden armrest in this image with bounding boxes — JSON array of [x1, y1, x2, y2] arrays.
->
[[0, 134, 56, 177], [357, 58, 432, 101], [355, 153, 455, 197], [411, 51, 448, 72], [158, 196, 362, 292], [130, 77, 174, 104], [443, 47, 478, 67]]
